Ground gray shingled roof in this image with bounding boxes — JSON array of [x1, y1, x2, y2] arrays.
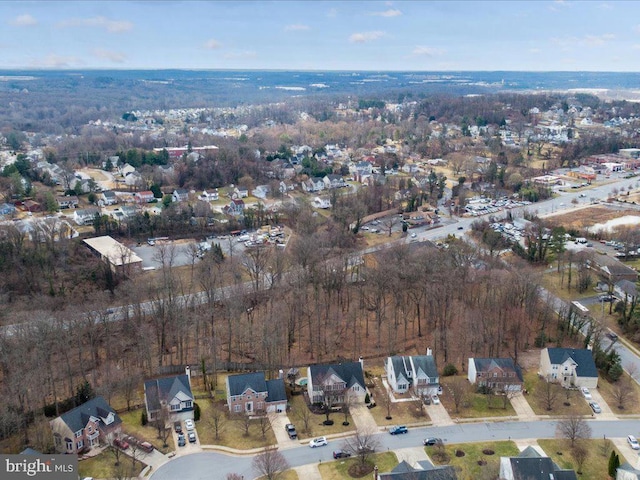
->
[[390, 356, 410, 383], [59, 396, 121, 433], [309, 361, 365, 390], [411, 355, 438, 378], [380, 460, 457, 479], [471, 358, 523, 382], [227, 372, 268, 397], [144, 375, 193, 412], [265, 379, 287, 403], [546, 348, 598, 378]]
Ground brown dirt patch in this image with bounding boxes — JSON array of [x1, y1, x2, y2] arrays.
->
[[544, 205, 640, 231]]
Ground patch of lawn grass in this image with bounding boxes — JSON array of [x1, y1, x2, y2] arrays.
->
[[594, 372, 640, 414], [118, 409, 174, 453], [318, 451, 397, 480], [428, 441, 519, 480], [523, 371, 593, 416], [439, 377, 517, 419], [78, 451, 144, 479], [540, 268, 597, 302], [288, 395, 355, 440], [538, 438, 620, 480]]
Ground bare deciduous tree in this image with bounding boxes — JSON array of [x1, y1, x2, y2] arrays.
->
[[556, 414, 592, 447], [342, 427, 380, 466], [612, 375, 635, 410], [208, 403, 227, 441], [537, 376, 561, 412], [449, 378, 470, 414], [252, 448, 290, 480], [572, 442, 589, 475]]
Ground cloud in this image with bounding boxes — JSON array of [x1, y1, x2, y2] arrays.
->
[[551, 34, 614, 50], [30, 54, 84, 68], [57, 16, 133, 33], [529, 48, 541, 54], [349, 31, 386, 43], [327, 8, 338, 18], [633, 44, 640, 50], [204, 39, 222, 49], [10, 14, 37, 27], [412, 46, 445, 57], [92, 48, 126, 63], [599, 2, 613, 9], [369, 9, 402, 17], [284, 24, 310, 31], [583, 33, 614, 46]]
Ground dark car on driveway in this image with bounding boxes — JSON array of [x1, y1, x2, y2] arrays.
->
[[174, 421, 182, 434], [333, 450, 351, 459], [389, 425, 408, 435], [177, 434, 186, 447], [188, 432, 197, 443], [285, 423, 297, 439]]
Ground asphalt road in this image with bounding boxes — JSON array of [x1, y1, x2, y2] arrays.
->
[[150, 418, 640, 480]]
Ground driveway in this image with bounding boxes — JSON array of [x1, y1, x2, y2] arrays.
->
[[510, 392, 537, 421], [350, 404, 380, 433], [424, 403, 454, 426], [293, 464, 323, 480], [269, 411, 299, 447], [395, 446, 430, 467], [588, 388, 616, 419]]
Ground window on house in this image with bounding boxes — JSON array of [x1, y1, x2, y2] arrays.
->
[[171, 404, 180, 411], [75, 431, 82, 438], [76, 440, 83, 449], [234, 405, 241, 413], [257, 402, 264, 410], [66, 440, 73, 451], [493, 373, 497, 377], [185, 401, 192, 408]]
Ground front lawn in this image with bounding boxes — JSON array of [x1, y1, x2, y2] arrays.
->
[[428, 440, 519, 480], [538, 438, 620, 480], [596, 372, 640, 414], [439, 376, 517, 419], [288, 394, 355, 440], [318, 451, 397, 480], [119, 409, 174, 453], [540, 268, 598, 302], [523, 371, 593, 416], [78, 451, 145, 479]]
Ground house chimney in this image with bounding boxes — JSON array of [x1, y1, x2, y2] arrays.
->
[[426, 347, 432, 356], [373, 465, 378, 480], [185, 365, 191, 386], [359, 356, 364, 370]]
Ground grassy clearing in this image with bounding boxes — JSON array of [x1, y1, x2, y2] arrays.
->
[[439, 377, 517, 419], [538, 438, 619, 480], [318, 451, 397, 480], [523, 371, 593, 416], [428, 441, 519, 480], [119, 409, 174, 453], [288, 394, 355, 440], [540, 268, 598, 302], [596, 372, 640, 414], [78, 451, 144, 479]]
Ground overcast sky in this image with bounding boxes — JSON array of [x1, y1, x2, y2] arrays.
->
[[2, 1, 640, 71]]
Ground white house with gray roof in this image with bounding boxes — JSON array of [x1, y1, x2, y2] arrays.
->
[[308, 361, 367, 405], [50, 396, 121, 454], [539, 348, 598, 388], [144, 374, 194, 422], [386, 351, 440, 396]]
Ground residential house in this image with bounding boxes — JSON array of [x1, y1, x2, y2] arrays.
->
[[355, 160, 373, 175], [118, 163, 136, 177], [233, 187, 249, 199], [57, 195, 79, 209], [539, 348, 598, 388], [252, 185, 270, 199], [198, 189, 219, 202], [378, 460, 457, 479], [467, 358, 523, 392], [308, 361, 367, 405], [124, 171, 143, 188], [615, 279, 638, 302], [144, 374, 194, 422], [50, 396, 122, 454], [223, 198, 245, 217], [302, 177, 325, 193], [323, 174, 347, 189], [134, 191, 155, 203], [386, 352, 440, 396], [73, 207, 100, 226], [312, 197, 331, 209], [172, 189, 189, 203], [226, 372, 287, 414], [499, 446, 577, 480], [100, 191, 118, 206], [590, 256, 638, 284]]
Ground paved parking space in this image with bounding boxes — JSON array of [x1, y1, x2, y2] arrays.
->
[[350, 404, 380, 433], [510, 392, 537, 421], [425, 403, 454, 426], [172, 420, 202, 456], [588, 388, 616, 419], [612, 437, 640, 465], [293, 463, 323, 480], [269, 411, 299, 447], [395, 446, 430, 467]]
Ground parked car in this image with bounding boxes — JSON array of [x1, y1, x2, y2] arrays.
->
[[333, 450, 351, 459], [177, 434, 186, 447], [457, 226, 464, 230], [431, 395, 440, 405], [139, 442, 154, 453], [628, 435, 640, 450], [580, 387, 592, 400], [589, 402, 602, 414], [285, 423, 297, 439], [410, 233, 417, 238], [600, 294, 616, 302], [113, 438, 129, 450], [423, 438, 442, 446], [389, 425, 408, 435], [184, 419, 195, 431], [607, 332, 619, 341], [174, 421, 182, 434], [188, 432, 196, 443], [309, 437, 328, 448]]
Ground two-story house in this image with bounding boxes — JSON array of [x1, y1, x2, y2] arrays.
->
[[468, 358, 523, 392], [57, 195, 79, 209], [73, 207, 101, 226], [144, 374, 194, 422], [198, 189, 219, 202], [308, 361, 367, 405], [226, 372, 287, 414], [172, 189, 189, 203], [323, 174, 347, 189], [100, 191, 118, 206], [386, 352, 440, 397], [499, 446, 577, 480], [302, 177, 325, 193], [134, 191, 155, 204], [223, 198, 245, 217], [50, 396, 121, 454], [539, 348, 598, 389]]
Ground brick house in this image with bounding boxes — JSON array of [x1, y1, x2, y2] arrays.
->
[[226, 372, 287, 414], [467, 358, 523, 392], [50, 396, 121, 454]]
